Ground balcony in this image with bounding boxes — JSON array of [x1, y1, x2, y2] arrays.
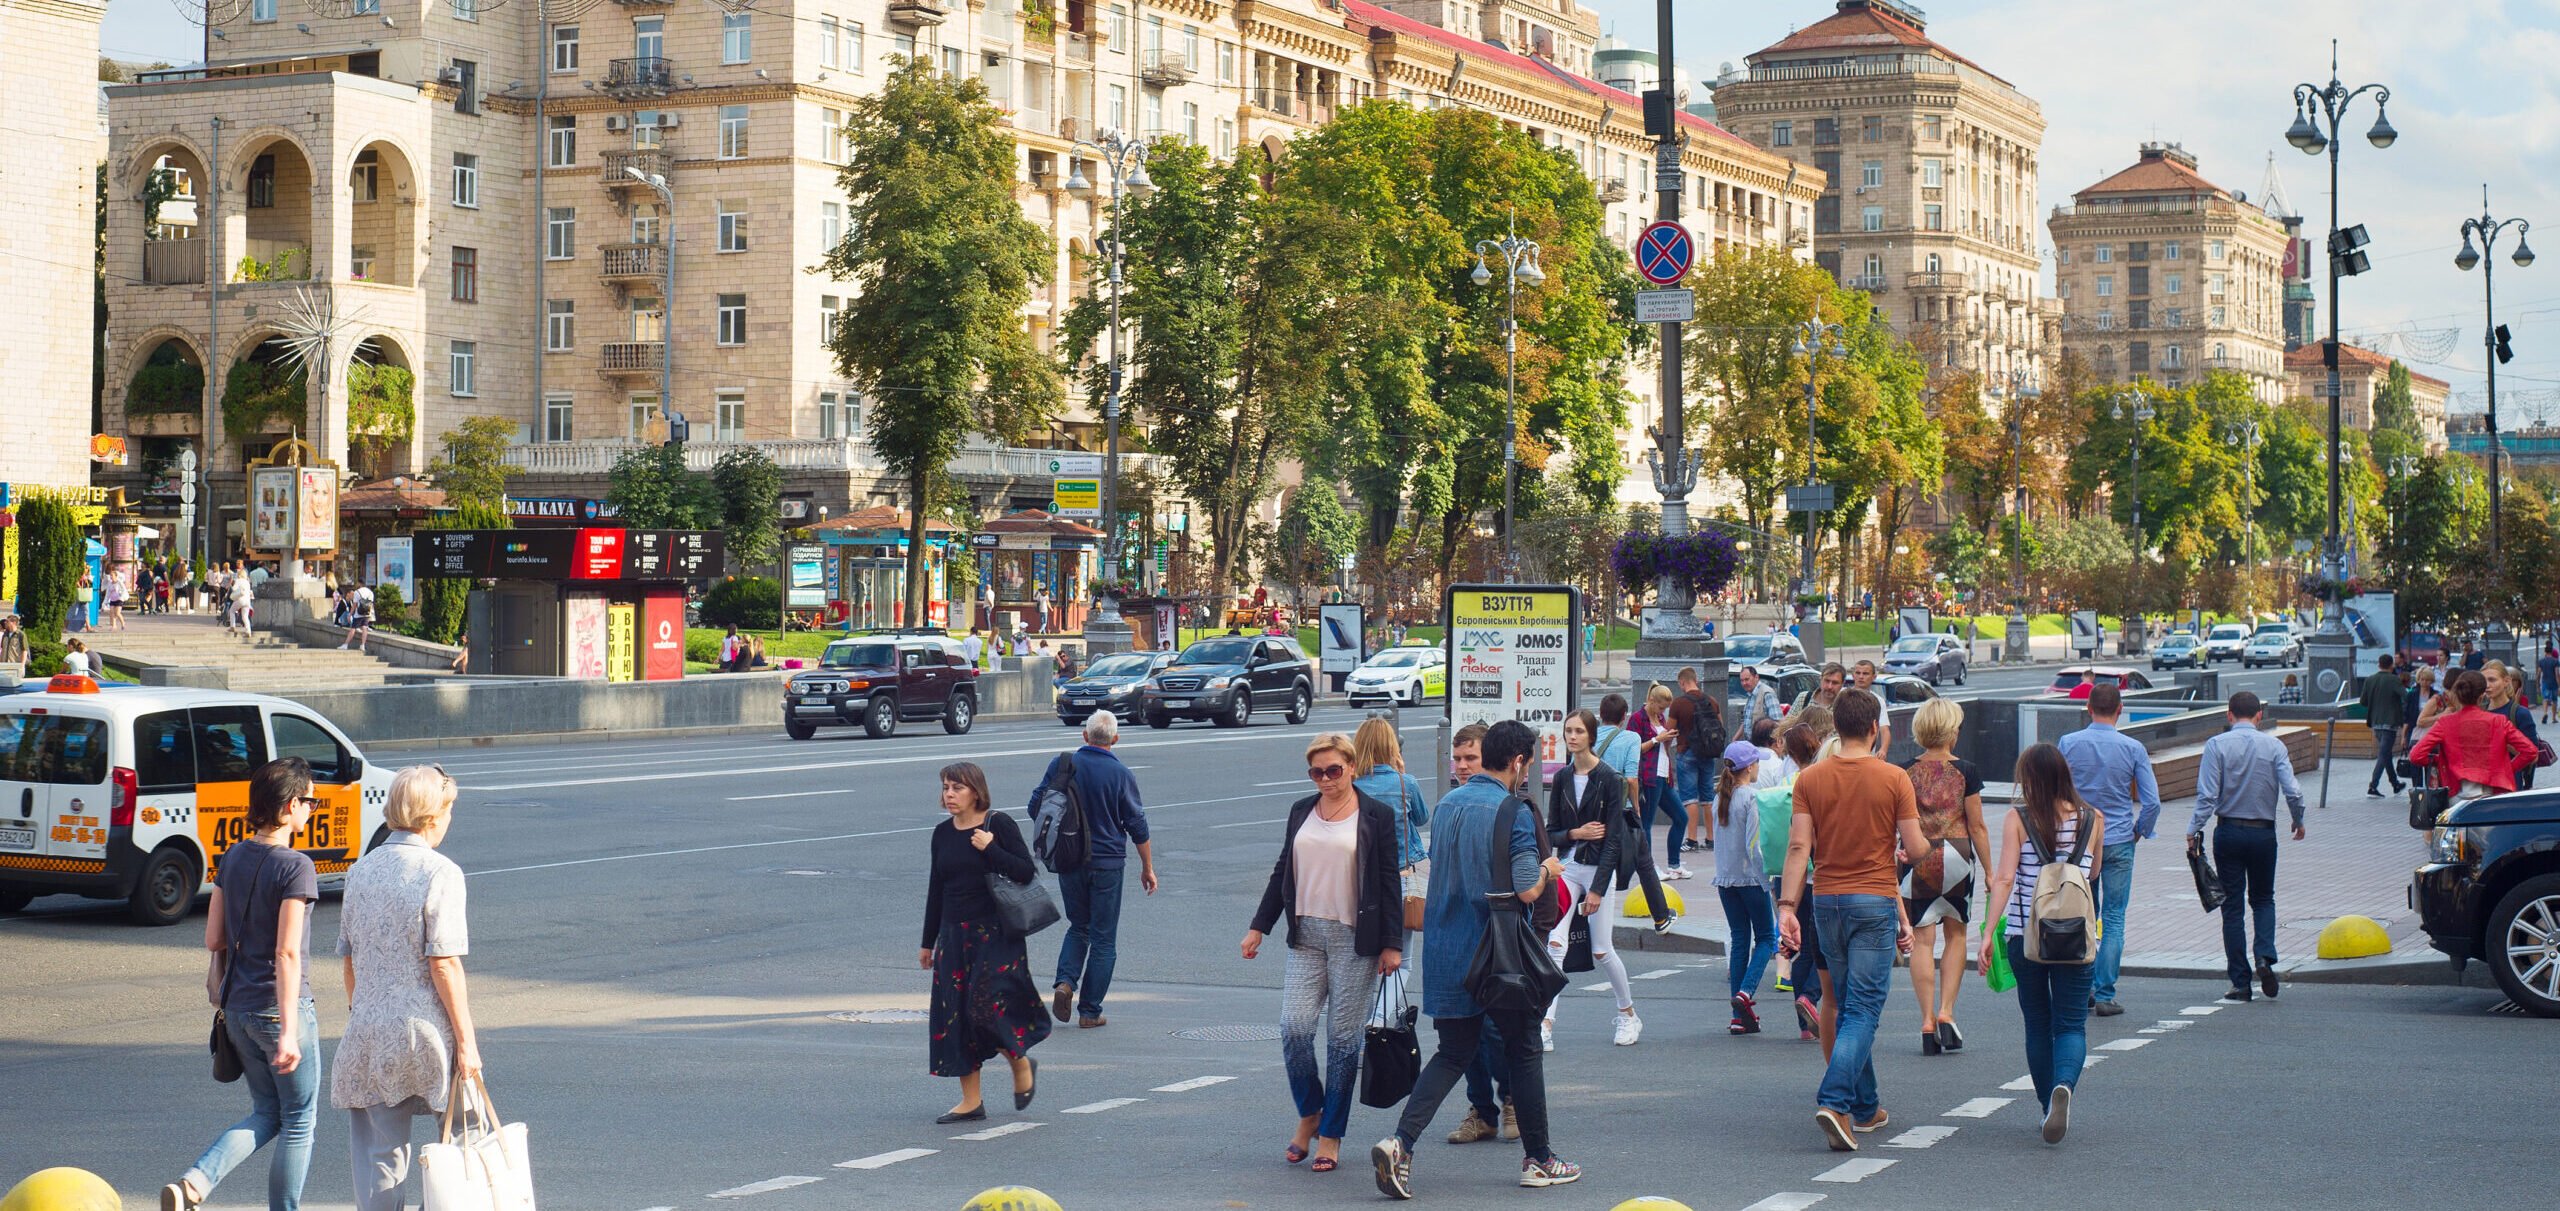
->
[[599, 242, 667, 285], [1906, 271, 1965, 292], [886, 0, 950, 26], [1139, 49, 1192, 88], [1597, 177, 1628, 204], [2206, 355, 2253, 373], [142, 238, 206, 286], [598, 342, 665, 378], [600, 147, 672, 190], [499, 436, 1173, 479], [604, 57, 674, 98], [1845, 274, 1888, 293]]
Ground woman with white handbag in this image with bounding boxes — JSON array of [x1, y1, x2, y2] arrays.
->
[[330, 765, 487, 1210]]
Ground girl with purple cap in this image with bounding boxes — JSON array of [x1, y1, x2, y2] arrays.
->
[[1712, 740, 1780, 1034]]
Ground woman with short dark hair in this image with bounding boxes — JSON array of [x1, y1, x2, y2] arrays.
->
[[921, 761, 1047, 1123], [164, 757, 323, 1211]]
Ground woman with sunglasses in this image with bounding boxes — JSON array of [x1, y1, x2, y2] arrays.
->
[[1544, 709, 1643, 1049], [1243, 733, 1404, 1173], [163, 758, 325, 1211]]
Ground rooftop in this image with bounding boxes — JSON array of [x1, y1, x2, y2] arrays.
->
[[2283, 342, 2451, 389], [1746, 0, 2014, 89], [2075, 143, 2229, 202]]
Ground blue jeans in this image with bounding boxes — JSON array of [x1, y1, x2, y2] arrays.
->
[[2213, 824, 2280, 986], [2008, 936, 2093, 1112], [188, 1000, 320, 1211], [1811, 894, 1898, 1118], [1054, 863, 1126, 1017], [1716, 883, 1777, 1003], [1640, 780, 1689, 868], [2092, 840, 2137, 1005]]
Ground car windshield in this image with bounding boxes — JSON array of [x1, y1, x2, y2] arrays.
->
[[1726, 636, 1774, 661], [2164, 635, 2197, 647], [820, 642, 897, 669], [2210, 626, 2248, 639], [1889, 637, 1938, 654], [2050, 672, 2114, 691], [1179, 638, 1257, 665], [1366, 649, 1430, 668], [1083, 653, 1156, 678], [2253, 625, 2289, 637]]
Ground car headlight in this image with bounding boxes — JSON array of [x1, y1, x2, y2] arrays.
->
[[2428, 826, 2471, 865], [1205, 676, 1233, 689]]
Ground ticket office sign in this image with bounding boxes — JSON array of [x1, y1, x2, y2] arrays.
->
[[1445, 584, 1582, 768]]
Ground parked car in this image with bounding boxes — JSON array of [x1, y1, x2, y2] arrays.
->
[[783, 636, 980, 740], [2152, 632, 2208, 671], [2043, 666, 2155, 696], [2401, 631, 2449, 669], [2242, 623, 2303, 669], [1872, 675, 1942, 706], [1143, 634, 1315, 728], [1345, 645, 1447, 707], [2411, 788, 2560, 1016], [1880, 633, 1968, 686], [1054, 649, 1180, 727], [2203, 623, 2252, 663]]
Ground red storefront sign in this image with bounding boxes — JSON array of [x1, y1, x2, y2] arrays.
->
[[572, 528, 626, 579], [640, 589, 686, 681]]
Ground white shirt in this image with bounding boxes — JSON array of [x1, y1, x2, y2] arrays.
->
[[1292, 806, 1362, 927], [62, 651, 91, 676], [961, 636, 984, 663]]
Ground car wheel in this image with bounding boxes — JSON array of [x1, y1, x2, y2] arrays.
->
[[1403, 681, 1422, 707], [0, 889, 33, 914], [2488, 873, 2560, 1017], [1287, 683, 1313, 724], [862, 696, 899, 739], [1147, 710, 1172, 729], [367, 823, 391, 857], [127, 845, 199, 927], [943, 694, 975, 735], [1924, 667, 1939, 686], [1218, 692, 1252, 729], [786, 719, 817, 741]]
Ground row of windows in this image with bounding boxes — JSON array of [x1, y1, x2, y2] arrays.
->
[[528, 390, 855, 445], [2069, 271, 2228, 298], [2061, 240, 2229, 265], [533, 292, 759, 351], [1772, 114, 1944, 148], [528, 204, 752, 260]]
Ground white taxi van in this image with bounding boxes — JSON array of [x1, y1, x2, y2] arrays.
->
[[0, 676, 390, 924]]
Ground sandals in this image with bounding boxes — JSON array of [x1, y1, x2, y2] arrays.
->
[[1285, 1143, 1310, 1165], [1311, 1155, 1340, 1173]]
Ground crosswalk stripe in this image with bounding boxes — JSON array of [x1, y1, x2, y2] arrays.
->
[[835, 1149, 937, 1170], [1813, 1158, 1898, 1183], [1741, 1195, 1827, 1210], [1061, 1098, 1146, 1114], [1943, 1097, 2013, 1118], [1151, 1075, 1235, 1093], [2099, 1037, 2153, 1051], [709, 1176, 823, 1198], [952, 1122, 1043, 1141], [1884, 1125, 1959, 1149]]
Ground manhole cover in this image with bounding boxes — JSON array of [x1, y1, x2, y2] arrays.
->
[[828, 1009, 929, 1025], [1170, 1024, 1282, 1043]]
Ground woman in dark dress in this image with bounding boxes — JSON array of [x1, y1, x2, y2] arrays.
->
[[920, 761, 1048, 1123]]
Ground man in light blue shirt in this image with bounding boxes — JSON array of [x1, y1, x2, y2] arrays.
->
[[2187, 691, 2307, 1002], [2057, 683, 2161, 1016]]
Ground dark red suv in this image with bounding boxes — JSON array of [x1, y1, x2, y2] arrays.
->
[[783, 636, 978, 739]]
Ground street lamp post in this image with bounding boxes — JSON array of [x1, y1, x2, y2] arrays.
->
[[2286, 40, 2394, 695], [626, 168, 684, 445], [1990, 369, 2040, 662], [2116, 390, 2156, 640], [1791, 319, 1846, 666], [2385, 453, 2420, 585], [2227, 417, 2262, 615], [1065, 135, 1155, 613], [2456, 187, 2534, 662], [1473, 213, 1546, 581]]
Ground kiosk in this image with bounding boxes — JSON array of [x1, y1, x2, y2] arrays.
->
[[420, 528, 721, 680]]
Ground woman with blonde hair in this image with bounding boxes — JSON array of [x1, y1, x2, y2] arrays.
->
[[1899, 697, 1987, 1055], [1245, 733, 1403, 1172], [1350, 717, 1431, 915], [331, 765, 482, 1211]]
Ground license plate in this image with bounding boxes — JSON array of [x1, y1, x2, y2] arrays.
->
[[1162, 699, 1191, 709], [799, 696, 827, 705], [0, 827, 32, 851], [1072, 698, 1097, 706]]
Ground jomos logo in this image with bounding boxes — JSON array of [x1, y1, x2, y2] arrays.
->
[[1459, 679, 1502, 701], [1517, 633, 1567, 650]]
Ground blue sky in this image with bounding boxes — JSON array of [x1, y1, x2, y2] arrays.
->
[[106, 0, 2560, 423]]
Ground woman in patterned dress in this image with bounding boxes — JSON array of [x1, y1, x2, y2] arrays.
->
[[921, 761, 1048, 1123], [330, 765, 481, 1211], [1899, 697, 1988, 1056]]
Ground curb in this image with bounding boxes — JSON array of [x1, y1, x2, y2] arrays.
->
[[1609, 922, 2497, 989], [363, 707, 1066, 751]]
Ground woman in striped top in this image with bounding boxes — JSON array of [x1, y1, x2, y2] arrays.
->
[[1977, 743, 2104, 1145]]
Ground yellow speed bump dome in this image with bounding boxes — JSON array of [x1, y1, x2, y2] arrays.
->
[[0, 1168, 119, 1211], [2316, 914, 2392, 959], [1611, 1199, 1696, 1211], [1624, 885, 1683, 918], [961, 1187, 1065, 1211]]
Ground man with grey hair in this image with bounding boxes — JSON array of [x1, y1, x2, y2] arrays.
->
[[1030, 710, 1158, 1028]]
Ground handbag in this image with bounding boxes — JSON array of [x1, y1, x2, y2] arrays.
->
[[1562, 907, 1594, 973], [1399, 779, 1427, 933], [1357, 968, 1420, 1109], [419, 1071, 538, 1211], [2186, 842, 2227, 912], [208, 850, 265, 1084], [1983, 911, 2017, 993], [2535, 738, 2555, 770], [986, 871, 1060, 937], [1461, 797, 1570, 1016]]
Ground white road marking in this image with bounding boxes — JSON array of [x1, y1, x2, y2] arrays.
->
[[1884, 1125, 1959, 1149], [1812, 1158, 1898, 1183], [2153, 1018, 2194, 1029], [2082, 1054, 2111, 1066], [1254, 779, 1305, 786], [835, 1148, 938, 1170], [1151, 1075, 1235, 1093], [1943, 1097, 2013, 1118], [2140, 1027, 2171, 1034], [1631, 968, 1682, 979], [2181, 1005, 2225, 1015], [2098, 1037, 2153, 1051], [1580, 982, 1613, 992], [1742, 1196, 1827, 1211], [478, 729, 1365, 792], [2001, 1075, 2036, 1091], [709, 1176, 823, 1198], [952, 1121, 1044, 1141], [1208, 817, 1291, 830], [1060, 1097, 1146, 1114]]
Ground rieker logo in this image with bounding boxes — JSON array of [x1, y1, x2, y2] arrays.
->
[[1459, 656, 1503, 675]]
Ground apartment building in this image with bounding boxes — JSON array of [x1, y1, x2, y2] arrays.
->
[[2285, 341, 2448, 450], [1712, 0, 2047, 385], [100, 0, 1813, 552], [1, 0, 107, 494], [2048, 144, 2292, 401]]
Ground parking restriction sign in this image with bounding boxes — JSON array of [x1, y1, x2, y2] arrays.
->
[[1635, 221, 1694, 286]]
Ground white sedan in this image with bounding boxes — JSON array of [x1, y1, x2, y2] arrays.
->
[[1345, 646, 1446, 707]]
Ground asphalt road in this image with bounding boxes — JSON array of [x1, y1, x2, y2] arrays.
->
[[4, 664, 2483, 1211]]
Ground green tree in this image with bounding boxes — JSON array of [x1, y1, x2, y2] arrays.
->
[[1266, 480, 1360, 607], [2373, 360, 2422, 442], [710, 447, 783, 571], [11, 493, 83, 673], [606, 443, 718, 530], [1685, 246, 1835, 587], [820, 59, 1058, 623], [428, 415, 515, 514], [2031, 513, 2139, 611], [1807, 289, 1934, 609]]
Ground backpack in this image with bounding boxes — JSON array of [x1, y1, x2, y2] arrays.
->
[[1680, 690, 1723, 757], [1029, 754, 1090, 874], [2023, 812, 2096, 966]]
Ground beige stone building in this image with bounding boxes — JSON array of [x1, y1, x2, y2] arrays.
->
[[2285, 341, 2448, 449], [2048, 143, 2290, 401], [1, 0, 107, 495], [1712, 0, 2046, 384], [100, 0, 1814, 562]]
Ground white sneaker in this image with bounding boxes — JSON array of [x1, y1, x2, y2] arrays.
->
[[1670, 866, 1694, 880], [1540, 1020, 1555, 1052], [1613, 1011, 1643, 1046]]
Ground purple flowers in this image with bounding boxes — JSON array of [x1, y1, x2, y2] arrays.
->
[[1611, 529, 1740, 601]]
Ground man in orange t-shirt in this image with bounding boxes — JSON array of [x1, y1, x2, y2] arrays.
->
[[1778, 688, 1927, 1152]]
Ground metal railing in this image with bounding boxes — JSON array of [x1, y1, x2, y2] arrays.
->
[[1140, 49, 1192, 87], [605, 57, 674, 95], [600, 147, 672, 185]]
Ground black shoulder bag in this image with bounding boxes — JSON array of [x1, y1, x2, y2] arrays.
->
[[208, 851, 267, 1084], [1462, 797, 1569, 1016]]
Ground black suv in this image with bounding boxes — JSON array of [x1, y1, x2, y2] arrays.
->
[[784, 636, 979, 740], [1142, 634, 1315, 728], [2411, 788, 2560, 1016]]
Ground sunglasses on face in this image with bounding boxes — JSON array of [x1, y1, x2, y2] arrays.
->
[[1308, 764, 1349, 782], [294, 795, 325, 810]]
